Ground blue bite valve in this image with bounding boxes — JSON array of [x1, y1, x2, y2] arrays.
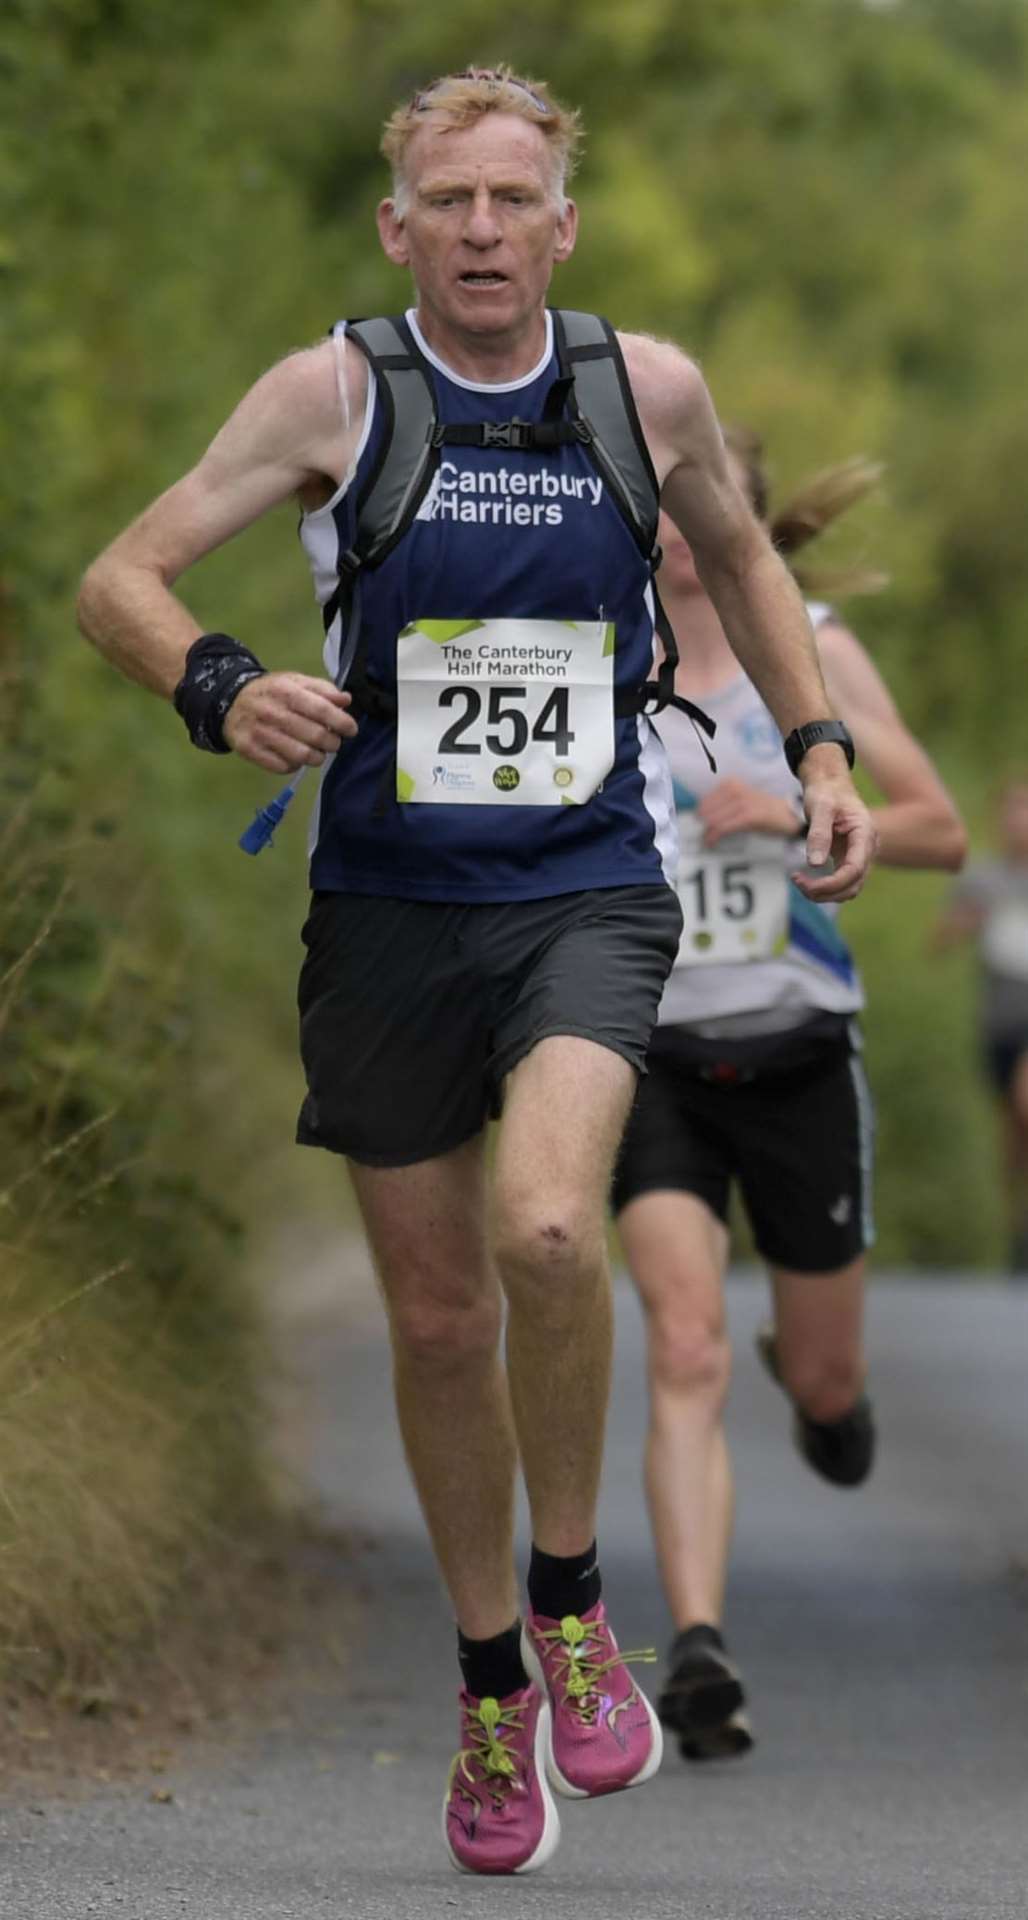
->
[[238, 781, 298, 855]]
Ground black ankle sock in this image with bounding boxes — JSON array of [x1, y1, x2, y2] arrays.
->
[[527, 1540, 601, 1620], [457, 1621, 528, 1702], [670, 1622, 725, 1661]]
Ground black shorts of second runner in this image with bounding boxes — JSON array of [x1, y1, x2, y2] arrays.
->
[[296, 883, 683, 1167], [611, 1016, 875, 1273]]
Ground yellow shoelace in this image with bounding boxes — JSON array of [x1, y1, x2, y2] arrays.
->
[[449, 1696, 526, 1807], [535, 1614, 656, 1727]]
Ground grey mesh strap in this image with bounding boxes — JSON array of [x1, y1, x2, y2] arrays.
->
[[346, 317, 438, 567], [554, 311, 661, 553]]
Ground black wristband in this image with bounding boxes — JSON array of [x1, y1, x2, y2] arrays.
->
[[173, 632, 266, 754]]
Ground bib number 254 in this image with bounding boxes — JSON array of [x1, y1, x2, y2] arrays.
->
[[437, 685, 575, 759]]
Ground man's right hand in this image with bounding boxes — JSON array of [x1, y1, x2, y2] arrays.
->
[[223, 671, 357, 773]]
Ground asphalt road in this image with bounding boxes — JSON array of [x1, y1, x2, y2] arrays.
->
[[2, 1271, 1026, 1918]]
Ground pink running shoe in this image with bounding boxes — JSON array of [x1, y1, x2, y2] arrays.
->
[[443, 1684, 560, 1875], [521, 1602, 663, 1798]]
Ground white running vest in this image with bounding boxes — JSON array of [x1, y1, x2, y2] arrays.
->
[[657, 605, 864, 1034]]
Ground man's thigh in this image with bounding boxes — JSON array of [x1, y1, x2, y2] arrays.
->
[[348, 1134, 493, 1313], [497, 1033, 637, 1226], [489, 883, 683, 1211]]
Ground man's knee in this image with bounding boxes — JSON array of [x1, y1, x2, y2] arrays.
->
[[388, 1282, 501, 1369], [493, 1193, 601, 1299]]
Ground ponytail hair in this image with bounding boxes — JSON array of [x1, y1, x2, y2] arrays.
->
[[723, 425, 888, 599]]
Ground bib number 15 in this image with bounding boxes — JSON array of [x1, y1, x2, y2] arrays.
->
[[438, 685, 575, 759], [674, 824, 790, 967], [679, 862, 756, 925]]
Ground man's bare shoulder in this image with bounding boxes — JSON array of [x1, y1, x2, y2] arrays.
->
[[617, 331, 707, 428], [200, 337, 370, 503], [616, 332, 721, 483], [247, 338, 369, 443]]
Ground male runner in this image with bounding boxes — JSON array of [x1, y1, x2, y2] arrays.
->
[[77, 67, 874, 1875]]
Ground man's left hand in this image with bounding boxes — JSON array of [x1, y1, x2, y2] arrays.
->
[[794, 749, 877, 902]]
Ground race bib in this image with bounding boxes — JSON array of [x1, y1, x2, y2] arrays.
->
[[394, 617, 615, 806], [982, 902, 1028, 982], [673, 815, 790, 967]]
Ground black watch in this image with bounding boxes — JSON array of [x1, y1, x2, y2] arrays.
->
[[783, 720, 855, 778]]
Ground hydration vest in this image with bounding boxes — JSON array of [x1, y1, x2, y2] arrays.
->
[[327, 309, 715, 763]]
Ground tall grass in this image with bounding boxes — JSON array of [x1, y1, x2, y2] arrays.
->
[[0, 754, 269, 1692]]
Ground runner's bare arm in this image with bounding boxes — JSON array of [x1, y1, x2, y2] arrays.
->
[[819, 620, 967, 872], [622, 333, 876, 901], [77, 342, 368, 771]]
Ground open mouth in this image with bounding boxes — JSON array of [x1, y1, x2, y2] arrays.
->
[[459, 271, 508, 287]]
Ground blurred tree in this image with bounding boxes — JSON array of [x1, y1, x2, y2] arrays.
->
[[5, 0, 1027, 1264]]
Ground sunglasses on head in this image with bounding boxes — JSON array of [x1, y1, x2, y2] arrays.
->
[[410, 69, 550, 115]]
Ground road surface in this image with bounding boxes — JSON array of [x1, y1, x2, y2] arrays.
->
[[2, 1270, 1026, 1918]]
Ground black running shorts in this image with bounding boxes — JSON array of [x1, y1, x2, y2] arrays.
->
[[296, 884, 683, 1166], [611, 1016, 875, 1273]]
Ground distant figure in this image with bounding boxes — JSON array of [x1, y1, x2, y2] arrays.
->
[[935, 779, 1028, 1274]]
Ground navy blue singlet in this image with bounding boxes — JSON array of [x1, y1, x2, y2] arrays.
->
[[298, 310, 677, 903]]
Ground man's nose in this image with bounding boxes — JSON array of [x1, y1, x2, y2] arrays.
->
[[463, 187, 501, 247]]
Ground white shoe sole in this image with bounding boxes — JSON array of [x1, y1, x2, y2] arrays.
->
[[443, 1697, 561, 1875], [520, 1627, 664, 1799]]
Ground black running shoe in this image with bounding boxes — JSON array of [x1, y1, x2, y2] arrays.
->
[[657, 1627, 753, 1763], [756, 1326, 876, 1487]]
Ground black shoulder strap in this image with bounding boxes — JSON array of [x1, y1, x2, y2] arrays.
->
[[343, 316, 439, 572]]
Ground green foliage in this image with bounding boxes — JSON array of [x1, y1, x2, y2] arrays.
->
[[4, 0, 1026, 1359]]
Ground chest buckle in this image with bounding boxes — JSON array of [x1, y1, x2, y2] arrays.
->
[[481, 419, 534, 450]]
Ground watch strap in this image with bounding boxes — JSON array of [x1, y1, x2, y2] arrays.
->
[[783, 719, 855, 777]]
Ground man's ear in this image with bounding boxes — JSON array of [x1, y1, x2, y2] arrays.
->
[[377, 198, 409, 267], [553, 197, 578, 266]]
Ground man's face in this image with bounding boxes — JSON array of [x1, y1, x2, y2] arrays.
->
[[377, 112, 577, 341]]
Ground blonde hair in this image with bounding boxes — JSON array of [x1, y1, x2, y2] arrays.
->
[[381, 65, 583, 215], [724, 424, 888, 599]]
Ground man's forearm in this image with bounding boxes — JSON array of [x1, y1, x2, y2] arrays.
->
[[699, 545, 833, 739], [77, 552, 202, 699]]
